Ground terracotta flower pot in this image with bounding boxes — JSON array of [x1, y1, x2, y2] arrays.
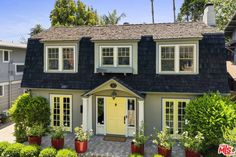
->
[[75, 140, 88, 153], [185, 149, 201, 157], [28, 136, 42, 145], [51, 138, 64, 150], [131, 142, 144, 155], [158, 145, 172, 157]]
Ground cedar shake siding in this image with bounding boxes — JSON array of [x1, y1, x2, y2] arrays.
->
[[22, 34, 229, 93]]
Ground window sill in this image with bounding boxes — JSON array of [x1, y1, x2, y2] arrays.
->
[[97, 67, 133, 73]]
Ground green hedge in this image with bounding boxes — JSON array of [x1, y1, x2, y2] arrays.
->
[[56, 149, 77, 157], [0, 141, 10, 155], [2, 143, 24, 157], [39, 147, 57, 157], [20, 145, 40, 157]]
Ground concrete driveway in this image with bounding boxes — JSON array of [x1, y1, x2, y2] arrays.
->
[[0, 123, 15, 143]]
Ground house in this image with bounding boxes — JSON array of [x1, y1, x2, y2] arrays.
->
[[225, 12, 236, 93], [22, 4, 229, 136], [0, 40, 26, 114]]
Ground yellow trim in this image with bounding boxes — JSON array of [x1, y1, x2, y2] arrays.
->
[[50, 94, 72, 131]]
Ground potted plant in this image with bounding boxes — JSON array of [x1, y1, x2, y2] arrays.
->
[[180, 131, 204, 157], [74, 126, 93, 153], [153, 128, 174, 157], [27, 124, 45, 145], [131, 122, 149, 155], [51, 127, 65, 150]]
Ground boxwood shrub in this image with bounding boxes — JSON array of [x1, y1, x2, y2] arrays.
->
[[39, 147, 57, 157], [56, 149, 77, 157], [20, 145, 40, 157], [2, 143, 24, 157], [184, 92, 236, 150], [0, 141, 10, 155]]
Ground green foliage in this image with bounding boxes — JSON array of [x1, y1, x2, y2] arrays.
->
[[153, 128, 174, 149], [179, 131, 204, 152], [29, 24, 44, 37], [56, 149, 77, 157], [0, 142, 10, 155], [9, 93, 50, 142], [50, 0, 99, 26], [129, 154, 143, 157], [178, 0, 236, 30], [74, 126, 93, 142], [224, 127, 236, 147], [20, 145, 40, 157], [2, 143, 24, 157], [39, 147, 57, 157], [101, 10, 126, 25], [27, 124, 45, 136], [184, 92, 236, 150], [51, 127, 65, 139], [153, 155, 164, 157], [132, 122, 149, 147]]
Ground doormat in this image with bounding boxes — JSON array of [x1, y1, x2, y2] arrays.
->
[[103, 135, 126, 142]]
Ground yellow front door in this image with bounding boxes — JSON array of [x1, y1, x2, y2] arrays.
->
[[106, 97, 126, 135]]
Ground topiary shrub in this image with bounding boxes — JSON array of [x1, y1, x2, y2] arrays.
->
[[56, 149, 77, 157], [9, 93, 50, 142], [39, 147, 57, 157], [0, 141, 10, 155], [129, 154, 143, 157], [2, 143, 24, 157], [184, 92, 236, 151], [20, 145, 40, 157]]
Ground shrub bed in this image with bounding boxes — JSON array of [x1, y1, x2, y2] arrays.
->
[[20, 145, 40, 157], [0, 141, 10, 155], [39, 147, 57, 157], [56, 149, 77, 157], [2, 143, 24, 157]]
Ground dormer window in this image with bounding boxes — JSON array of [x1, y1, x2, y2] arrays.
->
[[100, 46, 132, 67], [45, 45, 76, 73]]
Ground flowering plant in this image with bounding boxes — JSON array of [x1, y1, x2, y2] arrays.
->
[[26, 124, 45, 136], [180, 131, 204, 152], [74, 126, 93, 142], [51, 127, 65, 139], [132, 122, 149, 147], [153, 128, 174, 149]]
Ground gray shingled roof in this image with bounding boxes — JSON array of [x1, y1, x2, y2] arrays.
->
[[0, 40, 27, 49], [33, 22, 222, 41]]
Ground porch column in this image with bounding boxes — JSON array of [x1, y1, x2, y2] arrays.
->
[[138, 100, 144, 127], [82, 97, 88, 131], [87, 96, 93, 131]]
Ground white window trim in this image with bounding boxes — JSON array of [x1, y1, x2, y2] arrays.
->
[[162, 98, 190, 136], [14, 63, 24, 75], [99, 46, 132, 68], [158, 43, 198, 74], [0, 85, 4, 97], [2, 50, 11, 63], [45, 46, 76, 73]]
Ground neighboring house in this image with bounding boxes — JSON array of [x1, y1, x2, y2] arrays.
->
[[0, 41, 26, 114], [225, 12, 236, 92], [22, 4, 229, 136]]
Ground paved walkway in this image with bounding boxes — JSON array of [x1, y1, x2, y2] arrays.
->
[[0, 125, 184, 157]]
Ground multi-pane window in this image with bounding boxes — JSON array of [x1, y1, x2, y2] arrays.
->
[[63, 48, 74, 70], [163, 99, 189, 135], [179, 46, 194, 72], [118, 47, 130, 66], [127, 99, 136, 127], [161, 47, 175, 71], [100, 46, 131, 67], [0, 86, 3, 96], [15, 64, 25, 75], [101, 48, 114, 66], [3, 50, 10, 63], [159, 44, 197, 74], [46, 46, 75, 72], [48, 48, 59, 70], [97, 98, 104, 125]]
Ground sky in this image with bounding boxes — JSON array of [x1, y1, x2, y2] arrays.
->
[[0, 0, 184, 43]]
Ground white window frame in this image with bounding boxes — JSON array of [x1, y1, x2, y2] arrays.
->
[[2, 50, 11, 63], [99, 46, 132, 68], [0, 85, 4, 97], [14, 63, 25, 75], [45, 46, 76, 73], [158, 43, 198, 74]]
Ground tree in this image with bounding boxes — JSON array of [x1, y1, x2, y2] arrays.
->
[[177, 0, 236, 30], [29, 24, 44, 37], [50, 0, 77, 26], [102, 10, 126, 25]]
